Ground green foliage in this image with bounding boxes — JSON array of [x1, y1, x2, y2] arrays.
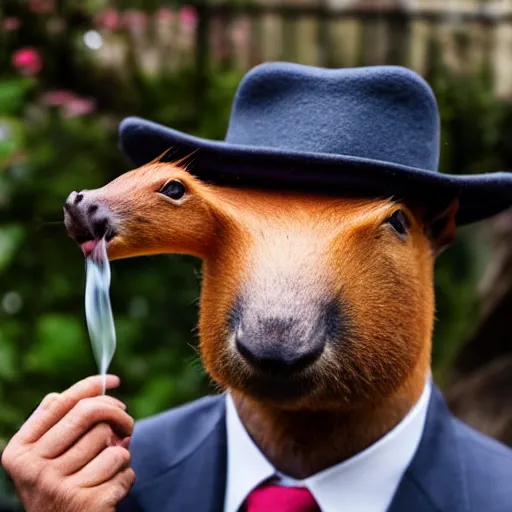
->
[[0, 70, 238, 441], [0, 14, 243, 508], [427, 64, 512, 375], [0, 79, 33, 116]]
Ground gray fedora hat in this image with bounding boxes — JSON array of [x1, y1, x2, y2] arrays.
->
[[119, 62, 512, 224]]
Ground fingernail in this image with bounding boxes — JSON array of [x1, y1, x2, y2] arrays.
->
[[120, 436, 131, 449], [101, 395, 127, 409], [109, 397, 126, 409], [105, 375, 121, 387]]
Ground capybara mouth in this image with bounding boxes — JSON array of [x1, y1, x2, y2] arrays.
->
[[237, 370, 319, 405], [79, 232, 116, 257]]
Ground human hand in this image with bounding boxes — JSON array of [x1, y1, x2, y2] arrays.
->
[[1, 375, 134, 512]]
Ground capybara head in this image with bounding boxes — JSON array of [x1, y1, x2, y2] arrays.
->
[[64, 161, 458, 411]]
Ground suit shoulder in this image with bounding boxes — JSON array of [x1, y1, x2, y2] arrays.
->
[[129, 394, 226, 487], [455, 417, 512, 467], [454, 418, 512, 511]]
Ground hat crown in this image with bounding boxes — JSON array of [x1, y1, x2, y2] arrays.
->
[[225, 63, 440, 172]]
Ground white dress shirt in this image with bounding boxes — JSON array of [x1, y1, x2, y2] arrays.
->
[[224, 379, 432, 512]]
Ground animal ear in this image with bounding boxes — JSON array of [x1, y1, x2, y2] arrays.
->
[[425, 197, 459, 256]]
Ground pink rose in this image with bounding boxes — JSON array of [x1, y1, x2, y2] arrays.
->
[[28, 0, 54, 14], [122, 9, 148, 33], [40, 90, 96, 118], [12, 47, 43, 76], [41, 90, 75, 106], [64, 96, 96, 118], [179, 5, 198, 28], [3, 17, 21, 31], [94, 8, 121, 31]]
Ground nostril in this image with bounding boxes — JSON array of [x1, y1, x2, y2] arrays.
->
[[90, 217, 116, 242], [93, 218, 108, 239], [88, 204, 98, 215], [236, 337, 258, 367], [75, 193, 84, 204]]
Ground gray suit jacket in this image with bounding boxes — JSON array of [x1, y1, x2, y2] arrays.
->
[[118, 386, 512, 511]]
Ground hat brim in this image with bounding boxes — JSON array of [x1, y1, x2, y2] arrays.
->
[[119, 117, 512, 225]]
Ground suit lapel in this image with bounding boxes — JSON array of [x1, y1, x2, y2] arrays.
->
[[388, 473, 443, 512], [131, 386, 470, 512], [388, 386, 470, 512], [134, 397, 228, 512]]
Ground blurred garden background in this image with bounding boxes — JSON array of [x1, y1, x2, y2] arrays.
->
[[2, 0, 512, 509]]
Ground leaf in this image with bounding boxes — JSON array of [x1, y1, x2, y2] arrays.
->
[[0, 117, 25, 164], [0, 78, 32, 116]]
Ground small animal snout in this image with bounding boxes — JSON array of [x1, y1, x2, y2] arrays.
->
[[235, 316, 326, 376], [63, 190, 116, 255]]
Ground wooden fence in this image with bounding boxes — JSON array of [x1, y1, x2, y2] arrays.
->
[[187, 3, 512, 96], [91, 3, 512, 101]]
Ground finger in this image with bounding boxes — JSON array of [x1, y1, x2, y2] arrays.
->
[[19, 393, 124, 446], [94, 468, 136, 507], [38, 399, 133, 458], [56, 422, 121, 476], [118, 436, 131, 450], [17, 375, 121, 443], [70, 446, 131, 487], [85, 395, 127, 411], [25, 392, 60, 422]]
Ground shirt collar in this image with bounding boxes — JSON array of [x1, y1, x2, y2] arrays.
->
[[224, 379, 432, 512]]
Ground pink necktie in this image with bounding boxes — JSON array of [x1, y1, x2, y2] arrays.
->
[[245, 484, 321, 512]]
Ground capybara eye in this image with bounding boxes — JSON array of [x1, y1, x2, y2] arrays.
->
[[386, 209, 409, 238], [160, 180, 186, 201]]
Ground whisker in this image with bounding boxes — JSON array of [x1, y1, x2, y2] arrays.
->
[[187, 342, 201, 356], [172, 148, 199, 169], [39, 220, 65, 226], [32, 219, 66, 231], [152, 146, 179, 164]]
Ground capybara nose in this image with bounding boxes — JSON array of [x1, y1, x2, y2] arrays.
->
[[235, 317, 325, 375], [64, 190, 115, 254]]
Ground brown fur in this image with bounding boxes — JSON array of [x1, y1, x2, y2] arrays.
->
[[74, 161, 458, 478]]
